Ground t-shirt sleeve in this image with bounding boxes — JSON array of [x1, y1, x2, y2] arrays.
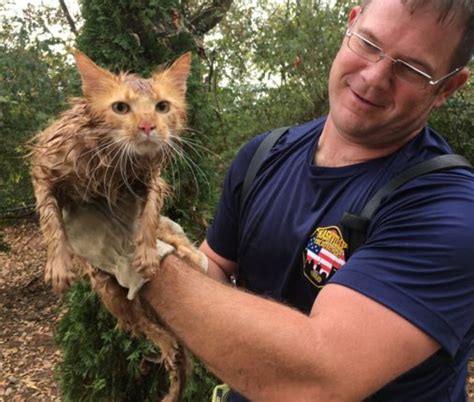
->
[[206, 133, 268, 262], [331, 170, 474, 357]]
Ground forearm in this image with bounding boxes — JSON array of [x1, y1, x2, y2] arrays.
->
[[206, 260, 231, 283], [141, 254, 333, 401]]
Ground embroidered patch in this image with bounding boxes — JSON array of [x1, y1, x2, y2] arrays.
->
[[303, 226, 348, 288]]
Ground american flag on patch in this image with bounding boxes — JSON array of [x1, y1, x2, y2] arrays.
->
[[306, 241, 345, 277]]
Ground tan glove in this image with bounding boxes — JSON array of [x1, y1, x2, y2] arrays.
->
[[63, 204, 207, 300]]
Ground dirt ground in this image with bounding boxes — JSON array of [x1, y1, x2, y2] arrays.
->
[[0, 222, 61, 400], [0, 221, 473, 401]]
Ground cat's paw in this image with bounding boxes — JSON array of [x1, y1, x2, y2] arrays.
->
[[133, 246, 160, 278], [45, 251, 75, 293]]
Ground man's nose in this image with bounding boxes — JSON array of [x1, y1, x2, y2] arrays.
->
[[360, 57, 393, 90]]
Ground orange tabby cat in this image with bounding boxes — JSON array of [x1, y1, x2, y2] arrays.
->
[[31, 50, 194, 292], [31, 50, 202, 401]]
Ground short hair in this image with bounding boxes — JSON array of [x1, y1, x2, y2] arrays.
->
[[360, 0, 474, 69]]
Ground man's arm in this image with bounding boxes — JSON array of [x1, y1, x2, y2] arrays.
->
[[199, 240, 237, 283], [141, 253, 440, 402]]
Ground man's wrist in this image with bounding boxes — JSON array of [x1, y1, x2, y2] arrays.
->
[[142, 253, 182, 293]]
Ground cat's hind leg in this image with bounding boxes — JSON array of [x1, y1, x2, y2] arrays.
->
[[91, 269, 191, 402], [136, 313, 191, 402]]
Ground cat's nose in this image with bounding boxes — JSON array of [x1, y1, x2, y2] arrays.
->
[[139, 121, 156, 135]]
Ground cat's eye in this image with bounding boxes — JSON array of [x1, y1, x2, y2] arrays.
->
[[156, 101, 170, 113], [112, 101, 130, 114]]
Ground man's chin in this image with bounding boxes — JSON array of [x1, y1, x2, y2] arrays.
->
[[331, 108, 379, 138]]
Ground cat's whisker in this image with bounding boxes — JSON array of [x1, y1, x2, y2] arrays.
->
[[117, 145, 130, 193], [164, 139, 186, 167], [82, 141, 113, 175], [169, 139, 209, 184], [103, 140, 128, 209], [81, 132, 121, 157], [83, 139, 120, 178], [125, 144, 149, 189], [79, 138, 115, 159], [83, 139, 122, 199], [83, 155, 107, 200], [162, 144, 181, 199], [173, 135, 219, 158], [166, 140, 210, 198], [115, 148, 127, 197], [167, 135, 213, 199], [168, 136, 218, 186], [113, 141, 134, 194], [120, 143, 144, 201], [186, 156, 210, 194]]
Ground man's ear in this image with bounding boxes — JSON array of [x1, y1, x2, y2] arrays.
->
[[348, 6, 362, 27], [433, 67, 469, 108]]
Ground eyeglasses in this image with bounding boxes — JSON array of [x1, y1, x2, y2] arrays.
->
[[345, 21, 462, 89]]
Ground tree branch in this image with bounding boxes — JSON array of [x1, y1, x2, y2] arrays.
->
[[0, 204, 36, 220], [58, 0, 78, 36], [188, 0, 233, 35]]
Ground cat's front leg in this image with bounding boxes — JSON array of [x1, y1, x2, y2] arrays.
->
[[32, 177, 75, 293], [133, 173, 169, 278], [157, 216, 208, 273], [46, 240, 75, 293]]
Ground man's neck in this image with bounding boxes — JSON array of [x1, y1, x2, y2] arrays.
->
[[315, 119, 419, 168]]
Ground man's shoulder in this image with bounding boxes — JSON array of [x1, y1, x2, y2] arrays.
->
[[275, 116, 327, 148], [356, 127, 474, 244], [386, 127, 471, 183], [400, 126, 453, 161], [233, 116, 326, 168], [243, 116, 326, 150], [376, 151, 474, 232]]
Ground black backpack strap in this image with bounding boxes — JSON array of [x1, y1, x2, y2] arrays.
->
[[240, 127, 289, 214], [341, 154, 473, 256]]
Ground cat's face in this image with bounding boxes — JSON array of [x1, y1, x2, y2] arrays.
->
[[74, 51, 191, 157]]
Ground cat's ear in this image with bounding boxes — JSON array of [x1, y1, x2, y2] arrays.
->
[[74, 50, 116, 97], [156, 52, 192, 94]]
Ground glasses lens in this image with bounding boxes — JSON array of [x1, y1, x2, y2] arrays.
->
[[393, 62, 428, 88], [347, 31, 432, 89], [347, 34, 381, 62]]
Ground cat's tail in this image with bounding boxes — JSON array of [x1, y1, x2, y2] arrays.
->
[[90, 268, 191, 402], [138, 294, 192, 402]]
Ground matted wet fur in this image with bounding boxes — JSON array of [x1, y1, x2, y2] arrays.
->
[[30, 50, 202, 401]]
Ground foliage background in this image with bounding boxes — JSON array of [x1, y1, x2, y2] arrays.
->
[[1, 0, 472, 400]]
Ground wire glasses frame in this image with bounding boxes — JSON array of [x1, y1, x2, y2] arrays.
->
[[345, 15, 462, 89]]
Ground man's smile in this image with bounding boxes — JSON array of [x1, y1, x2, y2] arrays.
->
[[349, 86, 386, 109]]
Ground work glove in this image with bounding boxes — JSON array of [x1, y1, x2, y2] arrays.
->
[[63, 203, 207, 300]]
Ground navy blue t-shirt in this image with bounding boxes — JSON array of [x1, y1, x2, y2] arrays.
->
[[207, 117, 474, 402]]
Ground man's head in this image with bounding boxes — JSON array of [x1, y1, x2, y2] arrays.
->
[[325, 0, 470, 152], [361, 0, 473, 69]]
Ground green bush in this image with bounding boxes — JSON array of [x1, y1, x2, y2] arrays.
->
[[55, 281, 168, 401], [55, 281, 218, 401]]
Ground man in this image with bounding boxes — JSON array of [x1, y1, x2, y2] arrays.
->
[[99, 0, 474, 400]]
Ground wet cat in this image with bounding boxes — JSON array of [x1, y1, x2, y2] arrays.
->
[[31, 50, 203, 401]]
